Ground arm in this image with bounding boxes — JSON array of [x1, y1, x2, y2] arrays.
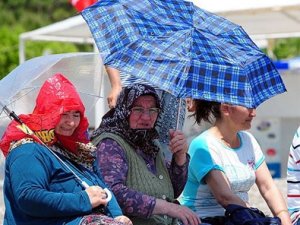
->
[[167, 155, 189, 198], [206, 170, 248, 207], [8, 144, 92, 217], [106, 66, 122, 108], [167, 129, 189, 197], [97, 139, 156, 218], [255, 162, 291, 225], [153, 199, 201, 225], [97, 139, 200, 225]]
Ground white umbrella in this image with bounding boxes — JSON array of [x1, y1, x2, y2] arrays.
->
[[0, 52, 104, 138], [0, 52, 113, 198]]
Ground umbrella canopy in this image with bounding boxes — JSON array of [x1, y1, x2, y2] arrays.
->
[[0, 52, 103, 138], [82, 0, 286, 108]]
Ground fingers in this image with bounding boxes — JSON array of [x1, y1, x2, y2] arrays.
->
[[169, 130, 188, 155], [85, 186, 109, 208], [107, 89, 120, 109], [107, 95, 117, 109], [180, 207, 200, 225], [168, 204, 201, 225], [114, 216, 133, 225]]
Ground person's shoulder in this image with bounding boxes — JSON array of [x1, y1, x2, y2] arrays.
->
[[238, 131, 262, 152], [189, 130, 211, 154], [191, 130, 209, 142], [7, 139, 48, 159], [238, 130, 255, 140]]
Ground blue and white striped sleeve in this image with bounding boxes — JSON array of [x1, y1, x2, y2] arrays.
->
[[287, 127, 300, 216]]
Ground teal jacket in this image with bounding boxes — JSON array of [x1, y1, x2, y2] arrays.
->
[[3, 142, 122, 225]]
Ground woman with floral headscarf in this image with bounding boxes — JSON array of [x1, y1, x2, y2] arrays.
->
[[0, 74, 132, 225], [92, 84, 201, 225]]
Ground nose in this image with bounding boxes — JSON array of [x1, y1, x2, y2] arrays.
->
[[65, 116, 76, 126], [249, 108, 256, 117], [140, 111, 152, 120]]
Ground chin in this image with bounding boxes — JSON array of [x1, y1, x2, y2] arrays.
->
[[136, 127, 151, 129], [57, 131, 74, 136], [243, 125, 252, 130], [133, 124, 154, 129]]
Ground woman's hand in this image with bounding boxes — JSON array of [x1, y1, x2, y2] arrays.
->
[[106, 66, 122, 109], [114, 215, 133, 225], [85, 186, 109, 208], [107, 86, 122, 109], [167, 204, 201, 225], [154, 199, 201, 225], [169, 129, 188, 166]]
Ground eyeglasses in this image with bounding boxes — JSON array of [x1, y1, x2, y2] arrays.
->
[[131, 107, 160, 117]]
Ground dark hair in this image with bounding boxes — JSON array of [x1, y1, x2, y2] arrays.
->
[[191, 99, 221, 125]]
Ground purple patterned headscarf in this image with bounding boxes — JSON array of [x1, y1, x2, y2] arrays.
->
[[92, 84, 162, 157]]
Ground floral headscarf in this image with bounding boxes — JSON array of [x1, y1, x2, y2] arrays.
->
[[0, 74, 94, 167], [92, 84, 161, 157]]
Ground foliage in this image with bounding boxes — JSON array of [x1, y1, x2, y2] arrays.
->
[[273, 38, 300, 59], [0, 0, 79, 79], [0, 25, 24, 80]]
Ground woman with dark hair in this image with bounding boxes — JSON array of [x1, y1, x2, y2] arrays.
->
[[179, 99, 291, 225], [0, 74, 132, 225], [92, 84, 201, 225]]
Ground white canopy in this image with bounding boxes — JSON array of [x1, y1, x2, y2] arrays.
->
[[19, 0, 300, 63], [194, 0, 300, 39]]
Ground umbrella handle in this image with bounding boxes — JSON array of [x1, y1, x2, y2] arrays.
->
[[0, 103, 23, 124], [81, 181, 112, 203]]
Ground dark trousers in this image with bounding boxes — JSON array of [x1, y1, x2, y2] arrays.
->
[[201, 216, 226, 225]]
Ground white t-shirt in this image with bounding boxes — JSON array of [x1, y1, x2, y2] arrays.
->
[[179, 130, 265, 218]]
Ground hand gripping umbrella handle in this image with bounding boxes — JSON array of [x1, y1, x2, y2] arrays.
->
[[103, 188, 112, 202], [81, 182, 112, 203]]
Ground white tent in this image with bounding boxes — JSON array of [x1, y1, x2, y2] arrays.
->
[[194, 0, 300, 39], [19, 0, 300, 63]]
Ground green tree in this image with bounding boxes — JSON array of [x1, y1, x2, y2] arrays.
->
[[0, 0, 80, 79], [273, 38, 300, 59], [0, 25, 23, 79]]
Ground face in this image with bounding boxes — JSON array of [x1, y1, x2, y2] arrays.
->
[[55, 110, 81, 136], [227, 105, 256, 130], [129, 95, 159, 129]]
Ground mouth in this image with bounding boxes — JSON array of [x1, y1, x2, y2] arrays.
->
[[136, 123, 152, 128], [59, 127, 75, 133], [61, 128, 73, 132]]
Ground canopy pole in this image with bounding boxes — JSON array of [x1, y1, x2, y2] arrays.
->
[[19, 37, 26, 64], [267, 39, 276, 59]]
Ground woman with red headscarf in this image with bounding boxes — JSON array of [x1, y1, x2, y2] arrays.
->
[[0, 74, 132, 225]]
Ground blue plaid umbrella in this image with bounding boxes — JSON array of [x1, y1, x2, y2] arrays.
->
[[82, 0, 286, 108]]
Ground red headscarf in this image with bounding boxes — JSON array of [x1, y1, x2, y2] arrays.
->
[[0, 73, 89, 157]]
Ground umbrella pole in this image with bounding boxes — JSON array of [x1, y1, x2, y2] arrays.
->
[[176, 98, 182, 130]]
